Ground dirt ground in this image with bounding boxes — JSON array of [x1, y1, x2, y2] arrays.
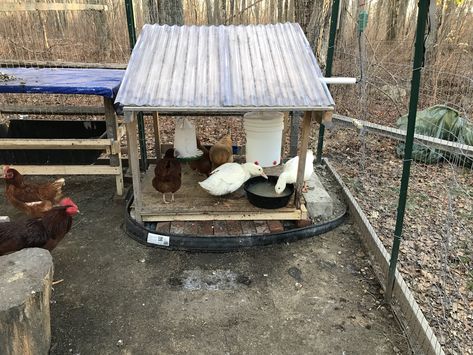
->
[[1, 176, 409, 355]]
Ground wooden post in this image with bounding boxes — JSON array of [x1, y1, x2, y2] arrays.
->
[[294, 111, 312, 208], [152, 112, 161, 159], [125, 111, 142, 223], [104, 98, 124, 196]]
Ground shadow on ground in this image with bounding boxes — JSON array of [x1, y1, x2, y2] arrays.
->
[[1, 176, 408, 354]]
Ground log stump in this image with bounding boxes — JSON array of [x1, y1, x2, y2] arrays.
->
[[0, 248, 53, 355]]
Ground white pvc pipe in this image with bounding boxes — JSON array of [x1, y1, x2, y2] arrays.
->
[[322, 77, 357, 85]]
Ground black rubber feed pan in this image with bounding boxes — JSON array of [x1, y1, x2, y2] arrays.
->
[[244, 175, 294, 209]]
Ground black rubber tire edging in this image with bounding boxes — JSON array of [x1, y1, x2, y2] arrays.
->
[[124, 187, 348, 252]]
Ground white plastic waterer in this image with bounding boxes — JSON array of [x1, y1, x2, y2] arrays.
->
[[243, 112, 284, 168], [173, 118, 203, 158]]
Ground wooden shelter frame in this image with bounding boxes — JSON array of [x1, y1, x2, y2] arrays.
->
[[125, 109, 333, 223]]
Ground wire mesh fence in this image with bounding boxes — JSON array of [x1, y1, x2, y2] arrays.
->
[[321, 4, 473, 353]]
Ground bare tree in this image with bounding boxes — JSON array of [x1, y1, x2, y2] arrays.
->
[[148, 0, 159, 23], [386, 0, 401, 40], [205, 0, 214, 24], [158, 0, 184, 25], [278, 0, 284, 22]]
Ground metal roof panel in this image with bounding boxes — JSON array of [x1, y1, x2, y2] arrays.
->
[[115, 23, 334, 113]]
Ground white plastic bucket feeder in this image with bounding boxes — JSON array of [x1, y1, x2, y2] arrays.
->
[[243, 112, 284, 167]]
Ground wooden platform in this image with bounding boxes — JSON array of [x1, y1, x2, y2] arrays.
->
[[134, 165, 308, 222]]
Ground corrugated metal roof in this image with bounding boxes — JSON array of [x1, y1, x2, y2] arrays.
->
[[115, 23, 334, 114]]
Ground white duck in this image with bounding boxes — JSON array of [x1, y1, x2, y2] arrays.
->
[[275, 150, 314, 194], [199, 162, 268, 196]]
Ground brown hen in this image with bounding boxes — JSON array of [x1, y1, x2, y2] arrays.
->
[[188, 137, 212, 177], [152, 148, 181, 204], [209, 134, 233, 171], [3, 166, 65, 217], [0, 198, 79, 256]]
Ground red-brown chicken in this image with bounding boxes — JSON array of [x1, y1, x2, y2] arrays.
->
[[152, 148, 181, 204], [209, 134, 233, 171], [0, 197, 79, 256], [3, 166, 65, 217], [188, 137, 212, 177]]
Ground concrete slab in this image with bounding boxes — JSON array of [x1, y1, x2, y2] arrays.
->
[[303, 172, 334, 219]]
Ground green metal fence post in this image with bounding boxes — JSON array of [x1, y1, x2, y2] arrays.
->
[[315, 0, 340, 163], [124, 0, 148, 171], [385, 0, 430, 303]]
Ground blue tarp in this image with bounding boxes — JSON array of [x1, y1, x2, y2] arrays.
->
[[0, 67, 124, 98]]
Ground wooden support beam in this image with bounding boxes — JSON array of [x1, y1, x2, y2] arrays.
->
[[294, 112, 312, 208], [0, 139, 112, 150], [0, 165, 121, 175], [125, 112, 142, 222], [152, 112, 161, 159], [0, 3, 108, 12], [116, 124, 125, 139], [0, 105, 105, 116], [104, 97, 124, 196]]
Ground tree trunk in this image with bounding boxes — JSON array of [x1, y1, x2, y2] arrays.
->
[[148, 0, 159, 23], [425, 0, 438, 65], [288, 0, 295, 22], [386, 0, 401, 41], [221, 0, 227, 24], [296, 0, 328, 58], [214, 0, 221, 24], [278, 0, 284, 22], [397, 0, 409, 36], [0, 249, 54, 355], [374, 0, 385, 40], [229, 0, 235, 24], [157, 0, 184, 25], [284, 0, 289, 21], [295, 0, 313, 36], [205, 0, 213, 24]]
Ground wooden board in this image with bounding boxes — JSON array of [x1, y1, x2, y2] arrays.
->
[[0, 165, 120, 175], [137, 165, 307, 222], [0, 138, 112, 150]]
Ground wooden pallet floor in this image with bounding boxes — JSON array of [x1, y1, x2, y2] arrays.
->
[[135, 164, 308, 222]]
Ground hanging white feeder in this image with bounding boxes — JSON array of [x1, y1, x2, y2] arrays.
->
[[243, 112, 284, 167], [173, 118, 203, 159]]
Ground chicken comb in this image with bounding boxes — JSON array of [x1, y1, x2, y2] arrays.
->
[[59, 197, 76, 208]]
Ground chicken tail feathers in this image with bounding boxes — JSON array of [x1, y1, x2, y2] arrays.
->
[[52, 178, 66, 188], [51, 178, 65, 200]]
